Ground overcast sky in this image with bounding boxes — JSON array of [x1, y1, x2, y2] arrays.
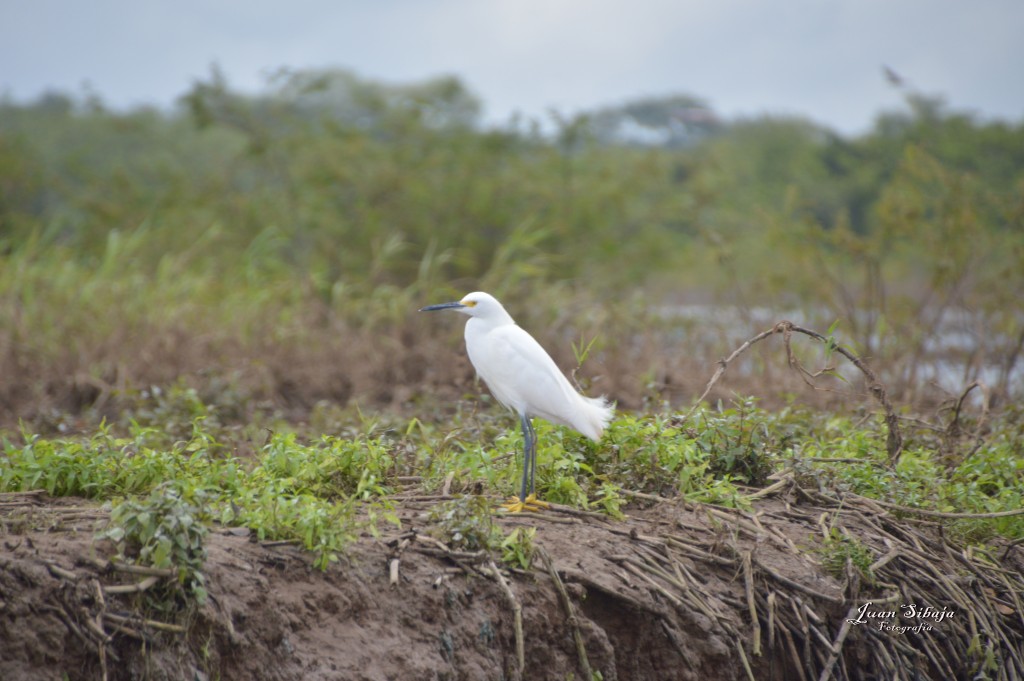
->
[[2, 0, 1022, 136]]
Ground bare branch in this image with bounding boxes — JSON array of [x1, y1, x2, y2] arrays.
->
[[681, 321, 903, 461]]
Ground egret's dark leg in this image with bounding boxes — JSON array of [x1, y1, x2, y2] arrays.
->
[[526, 417, 537, 497], [500, 414, 547, 513], [519, 413, 533, 501]]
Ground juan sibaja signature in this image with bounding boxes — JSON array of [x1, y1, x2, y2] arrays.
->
[[847, 602, 956, 634]]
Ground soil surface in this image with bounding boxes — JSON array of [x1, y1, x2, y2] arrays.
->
[[2, 488, 1022, 681]]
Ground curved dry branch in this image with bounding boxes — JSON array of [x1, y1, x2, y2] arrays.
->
[[682, 321, 903, 461]]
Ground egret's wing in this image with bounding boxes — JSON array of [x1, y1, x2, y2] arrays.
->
[[468, 324, 581, 428]]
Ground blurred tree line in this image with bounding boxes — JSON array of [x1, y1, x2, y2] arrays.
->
[[2, 68, 1021, 289], [1, 67, 1022, 415]]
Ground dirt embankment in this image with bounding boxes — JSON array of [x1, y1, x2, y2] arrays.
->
[[2, 487, 1023, 681]]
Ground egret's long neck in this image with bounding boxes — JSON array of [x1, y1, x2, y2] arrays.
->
[[474, 307, 515, 329], [465, 309, 514, 346]]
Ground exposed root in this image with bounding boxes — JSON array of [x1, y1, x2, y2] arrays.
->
[[484, 560, 524, 681], [538, 546, 593, 681]]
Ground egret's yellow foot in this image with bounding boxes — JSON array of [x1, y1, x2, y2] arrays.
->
[[500, 494, 551, 513]]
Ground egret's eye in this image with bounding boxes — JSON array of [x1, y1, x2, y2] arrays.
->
[[461, 299, 477, 308]]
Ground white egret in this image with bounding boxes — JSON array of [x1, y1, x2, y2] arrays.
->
[[420, 291, 613, 512]]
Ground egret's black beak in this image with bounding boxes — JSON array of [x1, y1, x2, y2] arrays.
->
[[419, 301, 465, 312]]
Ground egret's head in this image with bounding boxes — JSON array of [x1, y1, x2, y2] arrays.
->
[[420, 291, 506, 319]]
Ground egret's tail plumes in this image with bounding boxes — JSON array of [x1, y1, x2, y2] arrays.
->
[[571, 393, 614, 442]]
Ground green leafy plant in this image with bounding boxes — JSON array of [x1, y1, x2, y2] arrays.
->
[[697, 400, 775, 486], [592, 482, 625, 520], [256, 432, 395, 499], [99, 483, 210, 604], [429, 494, 500, 551], [817, 526, 877, 588], [501, 527, 536, 570], [224, 489, 360, 570]]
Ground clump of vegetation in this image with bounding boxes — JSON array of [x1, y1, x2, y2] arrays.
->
[[223, 489, 362, 571], [817, 526, 877, 588], [256, 431, 396, 499], [99, 483, 211, 605], [430, 494, 499, 552], [429, 494, 537, 569], [501, 527, 537, 570], [790, 407, 1024, 539], [696, 399, 777, 486]]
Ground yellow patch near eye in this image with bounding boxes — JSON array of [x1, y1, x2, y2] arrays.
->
[[461, 299, 477, 307]]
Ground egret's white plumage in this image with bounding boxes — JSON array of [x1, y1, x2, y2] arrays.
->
[[421, 291, 613, 511]]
